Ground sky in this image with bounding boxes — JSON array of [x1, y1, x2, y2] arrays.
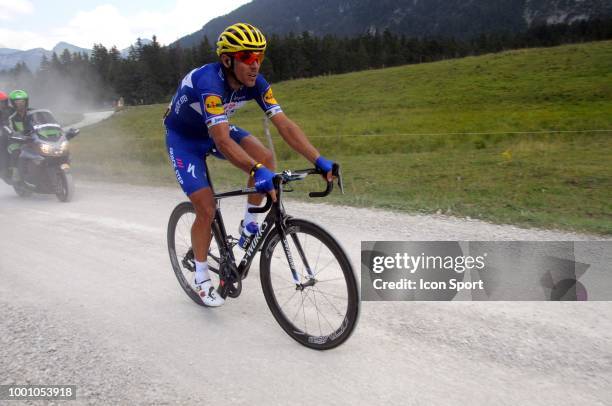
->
[[0, 0, 252, 50]]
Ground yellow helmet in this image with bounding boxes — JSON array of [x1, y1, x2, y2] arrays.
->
[[216, 23, 267, 56]]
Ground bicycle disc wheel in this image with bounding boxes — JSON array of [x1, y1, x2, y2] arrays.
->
[[167, 202, 225, 306], [260, 218, 359, 350]]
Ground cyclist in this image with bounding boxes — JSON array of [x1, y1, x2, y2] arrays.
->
[[0, 91, 11, 179], [7, 90, 33, 182], [164, 22, 335, 307]]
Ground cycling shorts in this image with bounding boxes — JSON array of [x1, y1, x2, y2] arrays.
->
[[165, 125, 250, 195]]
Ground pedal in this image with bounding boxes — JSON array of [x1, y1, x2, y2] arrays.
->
[[181, 248, 195, 272]]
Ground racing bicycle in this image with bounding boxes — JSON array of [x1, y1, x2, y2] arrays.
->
[[167, 163, 360, 350]]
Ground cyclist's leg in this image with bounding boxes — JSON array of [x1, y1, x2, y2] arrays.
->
[[166, 128, 225, 306], [188, 188, 215, 262], [229, 125, 276, 206], [165, 128, 215, 262]]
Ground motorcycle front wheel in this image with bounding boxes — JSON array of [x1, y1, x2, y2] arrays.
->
[[55, 170, 74, 202]]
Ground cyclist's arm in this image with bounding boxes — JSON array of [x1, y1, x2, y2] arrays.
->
[[270, 112, 320, 163], [209, 122, 257, 173]]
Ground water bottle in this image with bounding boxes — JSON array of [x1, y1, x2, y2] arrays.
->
[[238, 222, 259, 250]]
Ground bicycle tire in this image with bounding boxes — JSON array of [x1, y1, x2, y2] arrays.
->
[[167, 201, 225, 306], [259, 218, 359, 350]]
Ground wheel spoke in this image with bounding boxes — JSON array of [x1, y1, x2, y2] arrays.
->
[[313, 257, 339, 278], [290, 291, 307, 326], [316, 277, 347, 283], [310, 286, 348, 301], [310, 287, 346, 317], [305, 290, 336, 333], [309, 290, 324, 336], [301, 291, 307, 333], [314, 240, 323, 272], [279, 289, 299, 309]]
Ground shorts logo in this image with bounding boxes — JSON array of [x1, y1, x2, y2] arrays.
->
[[187, 163, 197, 179], [169, 148, 184, 185], [204, 95, 224, 115], [263, 88, 278, 106], [176, 158, 185, 169]]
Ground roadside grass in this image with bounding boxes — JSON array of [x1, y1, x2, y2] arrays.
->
[[70, 41, 612, 234]]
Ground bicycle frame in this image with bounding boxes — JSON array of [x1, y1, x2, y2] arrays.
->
[[206, 165, 312, 287]]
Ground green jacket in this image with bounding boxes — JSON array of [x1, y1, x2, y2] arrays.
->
[[9, 109, 33, 133]]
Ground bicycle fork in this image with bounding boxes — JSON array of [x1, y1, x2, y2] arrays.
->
[[278, 227, 316, 289]]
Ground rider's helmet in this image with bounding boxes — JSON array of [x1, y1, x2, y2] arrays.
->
[[9, 89, 29, 109], [0, 91, 8, 109], [216, 23, 267, 56]]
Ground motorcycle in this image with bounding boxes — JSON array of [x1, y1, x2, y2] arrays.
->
[[2, 109, 80, 202]]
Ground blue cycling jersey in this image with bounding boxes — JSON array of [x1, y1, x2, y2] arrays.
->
[[164, 62, 283, 138]]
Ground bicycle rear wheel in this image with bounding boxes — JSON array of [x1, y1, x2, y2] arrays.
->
[[260, 218, 359, 350], [167, 202, 225, 306]]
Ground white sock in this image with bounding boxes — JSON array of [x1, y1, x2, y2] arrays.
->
[[244, 203, 259, 226], [195, 260, 210, 284]]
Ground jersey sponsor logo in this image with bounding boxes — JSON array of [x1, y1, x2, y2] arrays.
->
[[263, 87, 278, 106], [206, 115, 228, 128], [204, 95, 224, 116], [265, 106, 283, 118], [224, 100, 247, 117], [174, 95, 188, 115]]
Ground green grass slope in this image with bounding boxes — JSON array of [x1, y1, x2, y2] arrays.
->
[[71, 41, 612, 234]]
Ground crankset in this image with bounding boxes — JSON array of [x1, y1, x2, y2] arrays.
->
[[219, 264, 242, 299]]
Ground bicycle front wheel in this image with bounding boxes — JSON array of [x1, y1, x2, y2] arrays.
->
[[260, 218, 359, 350]]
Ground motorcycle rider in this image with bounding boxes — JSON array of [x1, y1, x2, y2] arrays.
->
[[7, 90, 33, 182], [0, 91, 12, 180], [0, 91, 10, 125]]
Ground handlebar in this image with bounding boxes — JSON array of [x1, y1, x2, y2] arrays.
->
[[9, 132, 31, 142], [247, 163, 344, 213], [249, 196, 273, 213], [308, 163, 343, 198]]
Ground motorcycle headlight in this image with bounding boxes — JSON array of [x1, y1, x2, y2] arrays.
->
[[39, 143, 53, 155], [39, 142, 68, 155]]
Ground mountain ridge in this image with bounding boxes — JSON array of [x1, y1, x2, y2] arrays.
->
[[0, 39, 153, 72], [174, 0, 612, 48]]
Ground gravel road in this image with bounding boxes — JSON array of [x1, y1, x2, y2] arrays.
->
[[68, 111, 114, 129], [1, 179, 610, 405]]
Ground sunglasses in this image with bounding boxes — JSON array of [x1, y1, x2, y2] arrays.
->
[[234, 51, 265, 65]]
